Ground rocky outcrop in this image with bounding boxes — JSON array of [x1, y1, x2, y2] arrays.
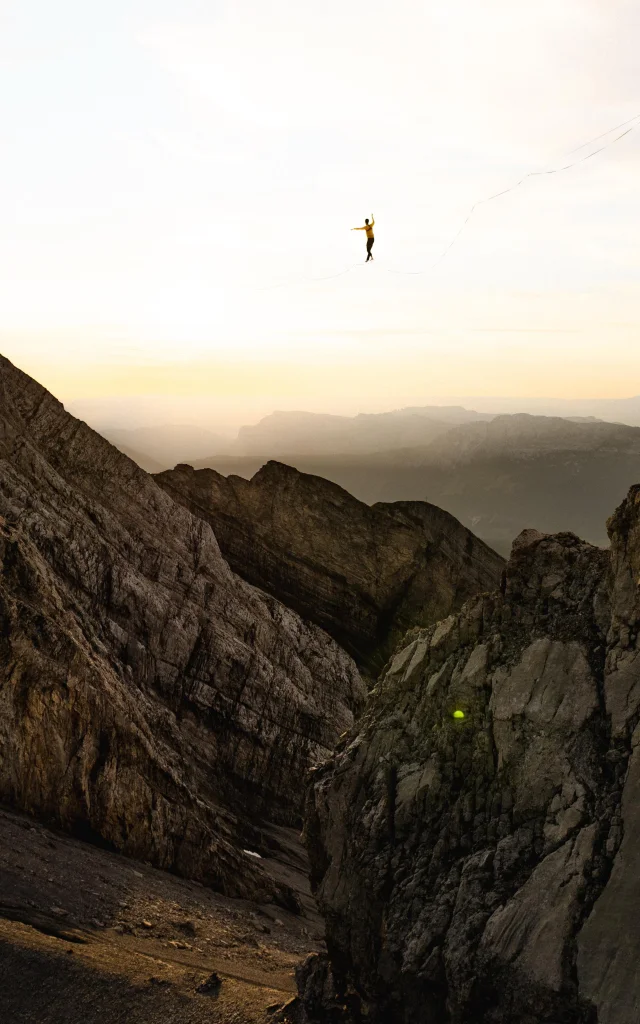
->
[[0, 355, 365, 904], [155, 461, 504, 674], [303, 489, 640, 1023]]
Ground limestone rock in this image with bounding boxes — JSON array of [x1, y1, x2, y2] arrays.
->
[[155, 461, 504, 673], [0, 354, 365, 902], [304, 503, 640, 1022]]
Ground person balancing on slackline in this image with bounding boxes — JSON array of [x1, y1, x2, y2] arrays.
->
[[352, 213, 375, 261]]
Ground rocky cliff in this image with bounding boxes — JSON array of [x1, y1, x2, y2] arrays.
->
[[302, 489, 640, 1023], [155, 461, 504, 674], [0, 355, 365, 904]]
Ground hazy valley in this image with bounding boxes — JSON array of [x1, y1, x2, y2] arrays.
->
[[2, 355, 640, 1023], [102, 405, 640, 557]]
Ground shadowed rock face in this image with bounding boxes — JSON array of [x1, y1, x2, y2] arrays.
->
[[303, 489, 640, 1024], [155, 462, 504, 675], [0, 355, 365, 904]]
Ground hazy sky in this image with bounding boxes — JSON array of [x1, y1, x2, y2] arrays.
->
[[2, 0, 640, 428]]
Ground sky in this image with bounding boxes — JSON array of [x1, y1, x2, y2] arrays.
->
[[1, 0, 640, 431]]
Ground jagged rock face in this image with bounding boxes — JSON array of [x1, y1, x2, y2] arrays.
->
[[155, 462, 504, 674], [0, 355, 365, 903], [305, 492, 640, 1023]]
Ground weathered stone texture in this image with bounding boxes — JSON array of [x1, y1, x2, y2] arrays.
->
[[0, 355, 365, 903], [305, 494, 640, 1023], [155, 461, 504, 674]]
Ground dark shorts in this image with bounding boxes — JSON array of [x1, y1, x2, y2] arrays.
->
[[367, 237, 374, 251]]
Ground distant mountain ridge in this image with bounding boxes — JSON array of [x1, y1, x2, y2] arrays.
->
[[81, 401, 640, 472], [86, 405, 496, 468], [70, 394, 640, 472], [433, 393, 640, 425], [232, 406, 494, 456], [415, 413, 640, 462], [191, 415, 640, 556]]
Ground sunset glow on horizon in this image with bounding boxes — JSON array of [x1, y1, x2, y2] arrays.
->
[[2, 0, 640, 425]]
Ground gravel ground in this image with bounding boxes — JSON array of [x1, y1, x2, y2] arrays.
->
[[0, 805, 322, 1023]]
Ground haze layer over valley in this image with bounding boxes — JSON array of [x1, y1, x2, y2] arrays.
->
[[93, 400, 640, 557]]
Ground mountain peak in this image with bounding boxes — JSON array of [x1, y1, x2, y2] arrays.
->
[[156, 460, 504, 672]]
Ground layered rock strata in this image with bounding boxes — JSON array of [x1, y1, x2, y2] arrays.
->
[[304, 492, 640, 1023], [155, 462, 504, 673], [0, 355, 365, 903]]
